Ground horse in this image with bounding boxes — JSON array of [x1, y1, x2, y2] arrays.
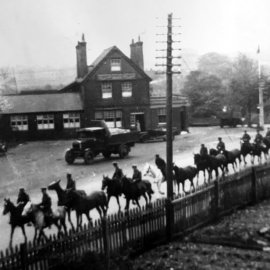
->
[[22, 202, 67, 242], [143, 163, 165, 194], [240, 141, 253, 165], [250, 143, 263, 164], [222, 149, 242, 172], [194, 154, 208, 184], [101, 176, 123, 211], [48, 179, 87, 230], [172, 164, 197, 194], [3, 198, 30, 247], [206, 151, 227, 180], [121, 176, 154, 211], [64, 189, 107, 228]]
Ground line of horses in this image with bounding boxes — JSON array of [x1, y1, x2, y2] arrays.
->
[[3, 136, 270, 247]]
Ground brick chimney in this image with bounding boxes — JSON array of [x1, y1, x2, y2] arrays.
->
[[130, 36, 144, 70], [76, 34, 88, 79]]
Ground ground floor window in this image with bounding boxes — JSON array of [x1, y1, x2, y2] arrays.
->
[[37, 114, 54, 130], [10, 115, 28, 131], [95, 110, 122, 128], [158, 108, 166, 125], [63, 113, 80, 128]]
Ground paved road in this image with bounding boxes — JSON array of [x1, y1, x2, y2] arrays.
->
[[0, 126, 260, 250]]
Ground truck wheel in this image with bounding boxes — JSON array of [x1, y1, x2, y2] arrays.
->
[[84, 150, 94, 165], [119, 144, 129, 158], [65, 150, 75, 164], [102, 151, 111, 159]]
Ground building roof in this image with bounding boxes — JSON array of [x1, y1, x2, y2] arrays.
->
[[150, 95, 190, 108], [1, 93, 83, 114]]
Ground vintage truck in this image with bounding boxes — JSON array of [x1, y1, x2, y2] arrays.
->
[[65, 120, 139, 164], [219, 109, 243, 128]]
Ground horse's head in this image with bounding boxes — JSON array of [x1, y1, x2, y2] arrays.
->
[[3, 198, 12, 215], [21, 201, 33, 217], [48, 179, 61, 190], [102, 175, 110, 190], [143, 163, 155, 178]]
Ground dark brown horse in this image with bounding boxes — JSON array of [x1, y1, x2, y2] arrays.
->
[[101, 176, 122, 211], [64, 189, 107, 228], [172, 164, 197, 194], [121, 176, 154, 211], [3, 198, 30, 247], [194, 154, 208, 184], [48, 179, 86, 230]]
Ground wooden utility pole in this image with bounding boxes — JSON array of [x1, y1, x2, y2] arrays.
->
[[258, 46, 264, 130]]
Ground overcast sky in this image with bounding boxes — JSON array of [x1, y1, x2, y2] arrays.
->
[[0, 0, 269, 70]]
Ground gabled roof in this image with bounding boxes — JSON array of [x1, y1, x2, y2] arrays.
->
[[81, 46, 152, 83], [2, 93, 83, 114]]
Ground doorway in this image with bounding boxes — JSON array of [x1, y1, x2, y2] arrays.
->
[[131, 112, 145, 131]]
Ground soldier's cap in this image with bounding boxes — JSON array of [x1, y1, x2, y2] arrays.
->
[[41, 187, 47, 191], [112, 162, 118, 165], [218, 137, 221, 140], [67, 173, 72, 177], [132, 164, 137, 168], [19, 188, 25, 191]]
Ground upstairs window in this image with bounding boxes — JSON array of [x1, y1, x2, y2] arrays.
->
[[37, 114, 54, 130], [10, 115, 28, 131], [122, 82, 132, 97], [111, 58, 121, 72], [95, 110, 122, 128], [101, 83, 112, 99], [63, 113, 80, 128]]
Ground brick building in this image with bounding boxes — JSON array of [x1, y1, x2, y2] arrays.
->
[[0, 35, 189, 141]]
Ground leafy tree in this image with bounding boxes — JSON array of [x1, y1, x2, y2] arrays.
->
[[183, 70, 224, 117], [228, 54, 258, 126]]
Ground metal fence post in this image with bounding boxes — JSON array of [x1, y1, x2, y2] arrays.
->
[[214, 180, 220, 220], [20, 243, 27, 270], [102, 217, 110, 270], [166, 199, 174, 242], [251, 167, 258, 204]]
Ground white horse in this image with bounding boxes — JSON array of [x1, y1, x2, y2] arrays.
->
[[143, 163, 165, 195]]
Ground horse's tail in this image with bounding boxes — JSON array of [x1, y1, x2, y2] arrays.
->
[[145, 181, 154, 194]]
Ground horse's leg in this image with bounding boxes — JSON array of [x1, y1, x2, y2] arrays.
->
[[182, 181, 186, 194], [157, 178, 164, 195], [190, 179, 195, 192], [67, 208, 75, 231], [142, 193, 148, 205], [21, 225, 27, 243], [96, 207, 103, 218], [34, 227, 38, 242], [61, 218, 67, 235], [107, 195, 111, 208], [116, 196, 121, 212], [135, 199, 141, 210], [125, 199, 130, 211], [9, 226, 15, 247]]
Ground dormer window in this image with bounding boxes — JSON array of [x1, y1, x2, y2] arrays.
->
[[111, 58, 121, 72]]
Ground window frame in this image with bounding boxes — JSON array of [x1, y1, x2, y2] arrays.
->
[[157, 108, 166, 125], [101, 82, 112, 99], [36, 114, 55, 130], [95, 110, 122, 128], [63, 112, 81, 129], [10, 115, 29, 131], [121, 82, 133, 98], [110, 58, 121, 72]]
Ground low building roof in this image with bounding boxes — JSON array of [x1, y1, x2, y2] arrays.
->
[[150, 95, 190, 108], [1, 93, 83, 114]]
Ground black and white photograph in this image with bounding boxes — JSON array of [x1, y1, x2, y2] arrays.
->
[[1, 0, 270, 269]]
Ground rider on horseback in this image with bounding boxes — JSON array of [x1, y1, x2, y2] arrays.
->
[[17, 188, 30, 207], [254, 130, 263, 147], [241, 130, 251, 144], [66, 173, 76, 190], [112, 162, 124, 180], [38, 187, 53, 227], [132, 165, 142, 183], [155, 154, 166, 178], [217, 137, 226, 153], [200, 144, 208, 157]]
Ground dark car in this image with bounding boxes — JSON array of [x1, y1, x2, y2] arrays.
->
[[139, 129, 175, 143]]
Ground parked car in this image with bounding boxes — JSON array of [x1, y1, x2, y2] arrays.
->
[[139, 129, 175, 143]]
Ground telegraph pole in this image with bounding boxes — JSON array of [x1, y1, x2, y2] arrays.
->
[[155, 13, 181, 240], [258, 46, 264, 130]]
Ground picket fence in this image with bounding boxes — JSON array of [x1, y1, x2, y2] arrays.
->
[[1, 163, 270, 269]]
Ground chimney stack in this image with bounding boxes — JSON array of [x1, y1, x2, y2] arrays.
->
[[130, 36, 144, 70], [76, 34, 88, 79]]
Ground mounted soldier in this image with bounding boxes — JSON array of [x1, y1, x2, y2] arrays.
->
[[17, 188, 30, 207], [66, 173, 76, 190], [254, 130, 263, 147], [155, 154, 166, 178], [200, 144, 208, 157], [217, 137, 226, 153], [38, 187, 52, 227], [132, 165, 142, 183], [241, 130, 251, 144], [112, 162, 124, 181]]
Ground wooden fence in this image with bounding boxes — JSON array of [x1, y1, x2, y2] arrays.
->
[[1, 163, 270, 269]]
